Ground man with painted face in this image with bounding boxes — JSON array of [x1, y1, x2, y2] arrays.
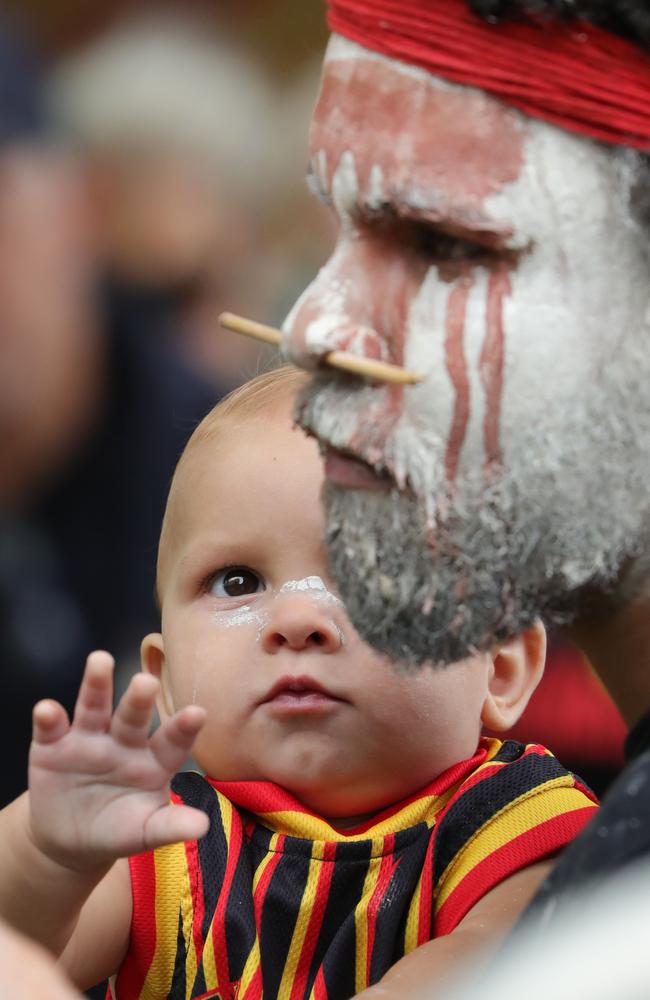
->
[[283, 0, 650, 945]]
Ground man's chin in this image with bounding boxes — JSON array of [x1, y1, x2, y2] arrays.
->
[[322, 480, 584, 670]]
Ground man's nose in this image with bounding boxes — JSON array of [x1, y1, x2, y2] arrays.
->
[[282, 238, 389, 372], [260, 596, 343, 654]]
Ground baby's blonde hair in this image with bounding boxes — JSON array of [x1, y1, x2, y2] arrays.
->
[[156, 365, 310, 600]]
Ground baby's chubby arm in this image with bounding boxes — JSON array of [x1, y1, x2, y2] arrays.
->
[[0, 651, 209, 987]]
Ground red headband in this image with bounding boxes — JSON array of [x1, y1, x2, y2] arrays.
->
[[327, 0, 650, 150]]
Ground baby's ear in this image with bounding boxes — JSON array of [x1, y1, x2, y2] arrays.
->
[[481, 621, 546, 732], [140, 632, 175, 720]]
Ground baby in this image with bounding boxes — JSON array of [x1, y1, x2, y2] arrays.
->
[[0, 367, 597, 1000]]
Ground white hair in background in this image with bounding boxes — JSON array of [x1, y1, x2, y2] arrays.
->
[[446, 860, 650, 1000], [48, 13, 280, 205]]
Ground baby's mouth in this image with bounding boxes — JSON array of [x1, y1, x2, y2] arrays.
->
[[260, 676, 347, 715]]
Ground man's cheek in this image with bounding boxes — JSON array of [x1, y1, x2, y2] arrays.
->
[[401, 263, 512, 492]]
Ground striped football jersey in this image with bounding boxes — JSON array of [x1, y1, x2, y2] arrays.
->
[[111, 738, 597, 1000]]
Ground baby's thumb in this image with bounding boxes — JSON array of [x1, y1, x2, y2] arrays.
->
[[143, 803, 210, 851]]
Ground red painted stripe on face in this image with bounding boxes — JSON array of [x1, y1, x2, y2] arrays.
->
[[480, 267, 510, 474], [444, 273, 473, 482]]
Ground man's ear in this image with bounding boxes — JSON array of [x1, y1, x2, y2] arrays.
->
[[140, 632, 175, 721], [481, 621, 546, 732]]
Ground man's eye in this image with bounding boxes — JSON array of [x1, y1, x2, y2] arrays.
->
[[209, 567, 265, 598]]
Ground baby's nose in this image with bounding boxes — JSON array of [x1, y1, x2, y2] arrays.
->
[[260, 596, 343, 654]]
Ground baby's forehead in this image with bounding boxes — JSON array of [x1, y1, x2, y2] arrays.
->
[[157, 405, 297, 586]]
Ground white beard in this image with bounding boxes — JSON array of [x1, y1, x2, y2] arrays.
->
[[302, 358, 650, 668]]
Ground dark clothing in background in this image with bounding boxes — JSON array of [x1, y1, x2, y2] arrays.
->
[[0, 317, 222, 806]]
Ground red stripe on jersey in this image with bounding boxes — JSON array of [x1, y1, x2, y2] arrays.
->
[[211, 809, 244, 994], [417, 833, 436, 946], [366, 834, 399, 982], [254, 834, 285, 926], [435, 805, 597, 935], [211, 746, 490, 837], [114, 850, 157, 999], [185, 836, 206, 965], [312, 966, 329, 1000], [289, 842, 337, 1000], [239, 966, 263, 1000]]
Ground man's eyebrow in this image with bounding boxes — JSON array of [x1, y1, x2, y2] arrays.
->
[[307, 161, 526, 252]]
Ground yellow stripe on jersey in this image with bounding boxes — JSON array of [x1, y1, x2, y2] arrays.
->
[[277, 841, 328, 998], [435, 778, 588, 912], [354, 837, 385, 995], [237, 832, 281, 997], [253, 796, 439, 843], [140, 844, 186, 1000]]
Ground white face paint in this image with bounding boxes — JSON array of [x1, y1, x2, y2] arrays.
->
[[282, 35, 650, 663], [287, 36, 650, 507], [212, 576, 344, 644], [213, 604, 269, 632]]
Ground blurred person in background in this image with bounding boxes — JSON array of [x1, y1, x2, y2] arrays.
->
[[0, 15, 223, 810], [49, 12, 332, 391]]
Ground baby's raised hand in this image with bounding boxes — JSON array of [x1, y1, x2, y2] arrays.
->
[[28, 651, 209, 873]]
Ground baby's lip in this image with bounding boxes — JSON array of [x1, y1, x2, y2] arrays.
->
[[259, 675, 346, 705]]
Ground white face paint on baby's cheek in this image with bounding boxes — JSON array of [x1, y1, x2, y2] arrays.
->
[[210, 577, 346, 645], [212, 605, 270, 637]]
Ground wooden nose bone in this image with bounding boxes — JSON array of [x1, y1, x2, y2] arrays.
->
[[219, 312, 424, 386]]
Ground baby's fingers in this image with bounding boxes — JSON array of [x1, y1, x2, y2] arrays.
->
[[32, 700, 70, 746], [143, 802, 210, 850], [150, 706, 206, 774], [72, 651, 116, 732], [110, 673, 160, 747]]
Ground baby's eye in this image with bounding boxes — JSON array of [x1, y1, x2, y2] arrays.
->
[[209, 567, 265, 598]]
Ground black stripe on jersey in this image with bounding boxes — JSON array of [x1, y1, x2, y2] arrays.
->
[[169, 908, 188, 1000], [258, 848, 311, 997], [305, 840, 373, 1000], [222, 828, 257, 980], [174, 775, 226, 955], [493, 740, 526, 762], [433, 749, 569, 884], [174, 774, 257, 987], [369, 829, 432, 985]]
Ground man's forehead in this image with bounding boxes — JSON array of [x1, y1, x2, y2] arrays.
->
[[309, 34, 525, 236]]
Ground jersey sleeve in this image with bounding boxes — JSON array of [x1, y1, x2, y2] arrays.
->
[[432, 741, 598, 936]]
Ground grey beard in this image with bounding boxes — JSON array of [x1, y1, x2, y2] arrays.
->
[[323, 476, 638, 671]]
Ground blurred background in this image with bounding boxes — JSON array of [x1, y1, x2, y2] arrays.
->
[[0, 0, 334, 821], [0, 5, 627, 995]]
